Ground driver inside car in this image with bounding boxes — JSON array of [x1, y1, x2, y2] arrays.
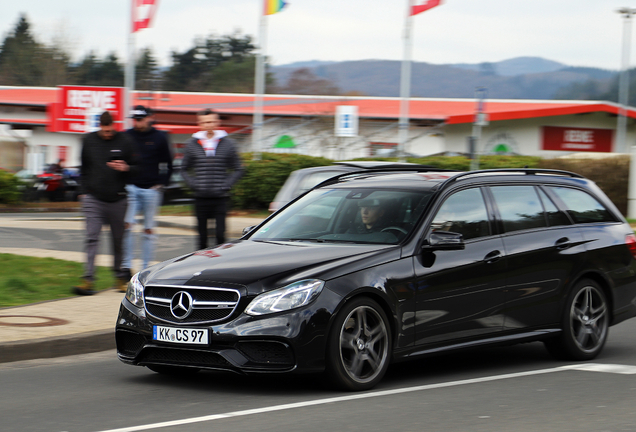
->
[[348, 198, 388, 234]]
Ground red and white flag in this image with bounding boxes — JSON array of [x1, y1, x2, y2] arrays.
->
[[410, 0, 442, 16], [132, 0, 158, 33]]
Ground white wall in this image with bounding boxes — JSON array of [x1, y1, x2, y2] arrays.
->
[[30, 127, 83, 169], [443, 113, 631, 157], [257, 118, 445, 159]]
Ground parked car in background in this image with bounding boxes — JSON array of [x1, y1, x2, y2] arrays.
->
[[14, 169, 38, 201], [116, 167, 636, 390], [268, 161, 420, 212], [161, 158, 192, 206], [33, 164, 80, 202]]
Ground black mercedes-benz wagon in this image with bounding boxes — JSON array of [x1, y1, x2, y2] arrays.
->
[[116, 168, 636, 390]]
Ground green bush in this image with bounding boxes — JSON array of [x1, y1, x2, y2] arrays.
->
[[0, 170, 21, 204], [406, 155, 542, 170], [231, 153, 332, 209], [231, 154, 628, 215]]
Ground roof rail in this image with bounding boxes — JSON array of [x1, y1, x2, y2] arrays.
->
[[434, 168, 584, 191], [314, 166, 457, 189], [447, 168, 583, 181], [313, 167, 584, 191]]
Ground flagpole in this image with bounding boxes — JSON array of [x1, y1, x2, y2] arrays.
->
[[397, 0, 414, 162], [125, 0, 136, 130], [253, 12, 267, 161]]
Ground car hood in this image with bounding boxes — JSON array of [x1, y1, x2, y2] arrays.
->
[[143, 239, 399, 294]]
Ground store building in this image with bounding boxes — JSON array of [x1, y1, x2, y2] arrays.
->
[[1, 85, 634, 173]]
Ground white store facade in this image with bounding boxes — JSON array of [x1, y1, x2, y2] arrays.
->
[[1, 86, 634, 173]]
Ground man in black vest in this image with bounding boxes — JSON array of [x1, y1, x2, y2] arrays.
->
[[181, 109, 244, 250]]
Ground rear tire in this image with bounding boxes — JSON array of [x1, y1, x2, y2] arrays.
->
[[544, 279, 609, 361], [326, 297, 391, 391]]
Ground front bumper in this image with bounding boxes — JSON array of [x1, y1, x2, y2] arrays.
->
[[115, 292, 337, 374]]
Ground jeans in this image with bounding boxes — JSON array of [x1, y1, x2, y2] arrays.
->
[[82, 194, 127, 281], [123, 184, 163, 271]]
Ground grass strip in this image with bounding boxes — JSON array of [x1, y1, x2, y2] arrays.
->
[[0, 253, 115, 307]]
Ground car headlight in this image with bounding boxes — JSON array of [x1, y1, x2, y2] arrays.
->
[[125, 272, 144, 308], [246, 279, 325, 316]]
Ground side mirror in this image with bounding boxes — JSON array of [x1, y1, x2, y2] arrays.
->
[[242, 225, 257, 236], [422, 231, 465, 251]]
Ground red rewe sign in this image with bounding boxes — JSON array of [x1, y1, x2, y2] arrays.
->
[[542, 126, 613, 153], [48, 86, 126, 133]]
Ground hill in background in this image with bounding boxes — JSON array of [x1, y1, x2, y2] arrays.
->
[[271, 56, 616, 99]]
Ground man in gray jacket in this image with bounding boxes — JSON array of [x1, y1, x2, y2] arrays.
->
[[181, 109, 244, 249]]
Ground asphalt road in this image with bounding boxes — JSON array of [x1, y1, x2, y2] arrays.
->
[[0, 213, 198, 264], [2, 213, 636, 431], [1, 319, 635, 432]]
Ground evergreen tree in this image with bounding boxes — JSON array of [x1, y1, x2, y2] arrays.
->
[[208, 57, 255, 93], [71, 51, 101, 85], [0, 14, 42, 85], [98, 52, 124, 86], [163, 33, 257, 91], [163, 46, 207, 91], [70, 51, 124, 86], [135, 47, 160, 90]]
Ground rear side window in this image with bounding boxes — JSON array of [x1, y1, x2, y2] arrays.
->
[[538, 188, 571, 227], [549, 186, 616, 224], [490, 185, 547, 233], [431, 188, 490, 240]]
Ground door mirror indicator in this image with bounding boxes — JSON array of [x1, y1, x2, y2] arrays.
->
[[423, 231, 465, 251]]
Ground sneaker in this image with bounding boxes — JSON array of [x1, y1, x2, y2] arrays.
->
[[73, 279, 96, 296]]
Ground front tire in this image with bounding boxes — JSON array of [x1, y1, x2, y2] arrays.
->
[[326, 297, 391, 391], [545, 279, 609, 360]]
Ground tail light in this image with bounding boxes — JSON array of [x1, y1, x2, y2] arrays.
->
[[625, 233, 636, 259]]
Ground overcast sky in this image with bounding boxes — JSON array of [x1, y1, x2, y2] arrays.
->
[[2, 0, 636, 70]]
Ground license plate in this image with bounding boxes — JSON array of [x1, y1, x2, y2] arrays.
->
[[153, 326, 208, 345]]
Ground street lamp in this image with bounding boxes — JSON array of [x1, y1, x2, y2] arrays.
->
[[616, 7, 636, 153]]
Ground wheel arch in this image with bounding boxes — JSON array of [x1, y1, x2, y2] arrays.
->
[[328, 288, 398, 353]]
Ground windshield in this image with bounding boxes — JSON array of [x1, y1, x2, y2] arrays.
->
[[251, 188, 432, 244]]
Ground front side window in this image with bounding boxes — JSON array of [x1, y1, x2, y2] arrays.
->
[[490, 185, 547, 233], [549, 186, 616, 224], [431, 188, 490, 240], [251, 188, 432, 244]]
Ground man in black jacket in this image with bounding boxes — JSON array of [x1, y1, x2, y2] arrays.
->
[[73, 111, 137, 295], [181, 109, 244, 249], [122, 106, 173, 283]]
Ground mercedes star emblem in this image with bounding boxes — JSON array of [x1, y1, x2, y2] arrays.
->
[[170, 291, 194, 319]]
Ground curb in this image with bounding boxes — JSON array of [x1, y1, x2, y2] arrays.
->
[[0, 329, 115, 364]]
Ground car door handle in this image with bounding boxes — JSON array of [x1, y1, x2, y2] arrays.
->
[[555, 237, 571, 250], [484, 250, 502, 264]]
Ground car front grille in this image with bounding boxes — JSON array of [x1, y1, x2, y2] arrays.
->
[[144, 284, 241, 324], [236, 341, 295, 366], [116, 329, 146, 357], [139, 347, 231, 368]]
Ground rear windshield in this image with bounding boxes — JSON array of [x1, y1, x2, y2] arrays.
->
[[251, 188, 432, 244]]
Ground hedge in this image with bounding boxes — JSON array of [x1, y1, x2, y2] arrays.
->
[[230, 153, 332, 209], [4, 154, 630, 216], [229, 154, 629, 216], [0, 169, 21, 204]]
